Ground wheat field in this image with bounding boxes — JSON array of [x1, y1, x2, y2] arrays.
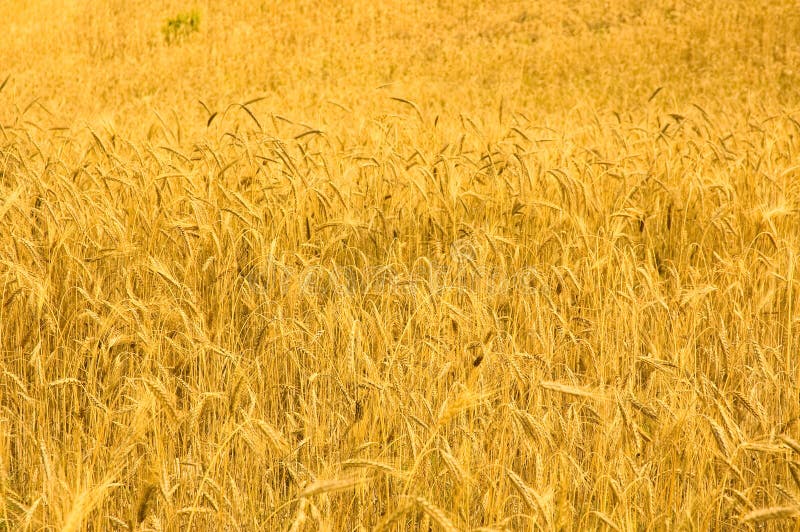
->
[[2, 1, 800, 530]]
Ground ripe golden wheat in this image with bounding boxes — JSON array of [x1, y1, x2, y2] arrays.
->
[[2, 0, 800, 530]]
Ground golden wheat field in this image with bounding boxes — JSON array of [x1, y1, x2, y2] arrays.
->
[[2, 0, 800, 530]]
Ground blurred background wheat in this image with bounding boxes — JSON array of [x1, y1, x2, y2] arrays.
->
[[1, 1, 800, 530]]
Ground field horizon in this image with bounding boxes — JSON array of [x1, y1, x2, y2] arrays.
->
[[2, 1, 800, 530]]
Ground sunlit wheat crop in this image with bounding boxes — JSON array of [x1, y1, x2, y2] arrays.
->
[[2, 1, 800, 530]]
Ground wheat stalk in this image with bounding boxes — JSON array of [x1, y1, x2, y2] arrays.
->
[[741, 506, 800, 523]]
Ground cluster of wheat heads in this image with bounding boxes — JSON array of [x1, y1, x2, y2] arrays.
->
[[1, 102, 800, 530]]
